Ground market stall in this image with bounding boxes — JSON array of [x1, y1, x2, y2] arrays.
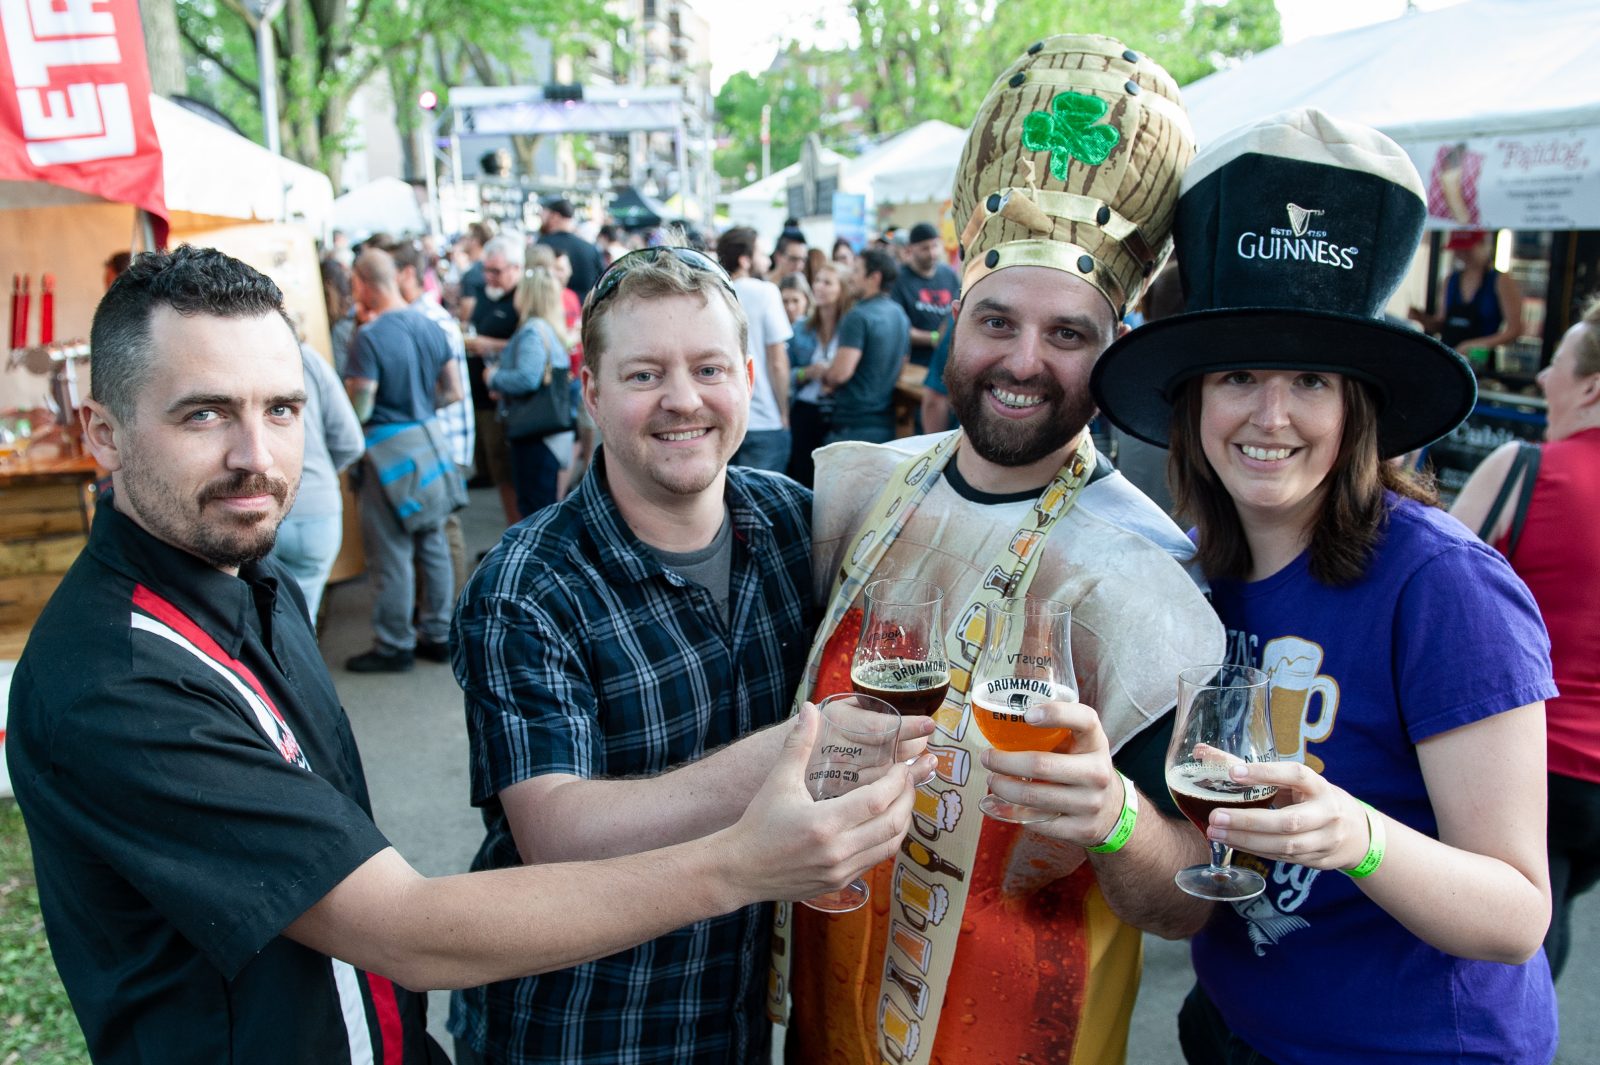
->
[[1, 2, 339, 660]]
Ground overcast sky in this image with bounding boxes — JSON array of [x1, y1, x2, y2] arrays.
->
[[692, 0, 1471, 92]]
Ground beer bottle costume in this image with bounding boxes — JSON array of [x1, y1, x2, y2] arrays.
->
[[771, 36, 1221, 1065]]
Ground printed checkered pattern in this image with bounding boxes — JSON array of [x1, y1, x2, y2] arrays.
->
[[448, 458, 814, 1064], [411, 295, 475, 468]]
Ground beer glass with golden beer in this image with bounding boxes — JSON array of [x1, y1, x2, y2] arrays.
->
[[1165, 664, 1278, 901], [970, 596, 1077, 823], [802, 693, 902, 912]]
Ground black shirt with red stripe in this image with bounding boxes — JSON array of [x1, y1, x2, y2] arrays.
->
[[7, 498, 443, 1064]]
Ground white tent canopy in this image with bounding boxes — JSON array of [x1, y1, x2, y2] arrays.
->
[[1181, 0, 1600, 228], [333, 177, 426, 239], [725, 121, 970, 249]]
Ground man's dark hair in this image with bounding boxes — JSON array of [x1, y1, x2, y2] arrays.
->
[[716, 226, 758, 274], [382, 237, 426, 278], [859, 248, 899, 291], [91, 245, 292, 424]]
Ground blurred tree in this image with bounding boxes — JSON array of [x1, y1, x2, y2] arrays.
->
[[176, 0, 615, 188], [713, 62, 827, 181]]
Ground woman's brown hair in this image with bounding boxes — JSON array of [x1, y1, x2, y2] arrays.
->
[[1169, 375, 1437, 586]]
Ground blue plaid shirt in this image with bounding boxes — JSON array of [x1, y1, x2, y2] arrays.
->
[[448, 454, 814, 1064]]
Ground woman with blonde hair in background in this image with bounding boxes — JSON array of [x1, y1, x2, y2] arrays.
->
[[487, 266, 575, 518], [786, 259, 854, 486]]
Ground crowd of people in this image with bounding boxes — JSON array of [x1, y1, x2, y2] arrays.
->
[[6, 29, 1597, 1065]]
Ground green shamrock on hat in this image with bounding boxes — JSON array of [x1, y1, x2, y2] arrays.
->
[[1021, 92, 1121, 178]]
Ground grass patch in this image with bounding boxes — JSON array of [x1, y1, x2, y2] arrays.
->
[[0, 799, 87, 1064]]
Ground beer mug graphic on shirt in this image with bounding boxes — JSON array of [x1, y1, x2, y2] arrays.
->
[[879, 992, 923, 1061], [911, 781, 964, 841], [891, 920, 933, 973], [927, 743, 971, 787], [894, 865, 950, 931], [1261, 636, 1339, 771]]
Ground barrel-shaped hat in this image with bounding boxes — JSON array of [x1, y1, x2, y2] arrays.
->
[[953, 35, 1196, 317]]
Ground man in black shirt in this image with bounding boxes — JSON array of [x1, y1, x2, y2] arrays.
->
[[537, 197, 605, 300], [890, 221, 960, 367], [5, 246, 919, 1065], [466, 234, 525, 524]]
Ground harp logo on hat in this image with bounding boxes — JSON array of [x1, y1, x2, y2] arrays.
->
[[1286, 203, 1324, 237], [1236, 205, 1360, 271]]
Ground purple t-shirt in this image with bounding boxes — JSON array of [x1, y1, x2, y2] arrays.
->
[[1194, 495, 1557, 1064]]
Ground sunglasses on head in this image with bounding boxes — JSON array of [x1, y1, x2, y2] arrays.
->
[[588, 247, 736, 311]]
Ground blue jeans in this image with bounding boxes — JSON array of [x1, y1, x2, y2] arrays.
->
[[270, 512, 343, 622], [733, 428, 792, 473], [510, 435, 563, 519]]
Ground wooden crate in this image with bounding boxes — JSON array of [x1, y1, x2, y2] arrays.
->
[[0, 458, 96, 660]]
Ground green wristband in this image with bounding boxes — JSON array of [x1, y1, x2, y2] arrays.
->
[[1086, 772, 1139, 854], [1342, 800, 1386, 879]]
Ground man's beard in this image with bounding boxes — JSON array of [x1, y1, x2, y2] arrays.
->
[[945, 359, 1097, 468], [124, 468, 294, 569], [484, 285, 508, 301]]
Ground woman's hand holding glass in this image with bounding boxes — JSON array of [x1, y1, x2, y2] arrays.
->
[[1200, 759, 1376, 873]]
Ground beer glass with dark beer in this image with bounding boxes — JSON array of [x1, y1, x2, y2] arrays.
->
[[802, 693, 902, 913], [851, 578, 950, 717], [1165, 664, 1278, 901], [970, 596, 1077, 823]]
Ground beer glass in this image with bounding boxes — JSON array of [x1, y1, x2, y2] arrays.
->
[[802, 692, 902, 913], [852, 578, 948, 784], [970, 596, 1077, 823], [851, 578, 950, 717], [1165, 665, 1278, 901]]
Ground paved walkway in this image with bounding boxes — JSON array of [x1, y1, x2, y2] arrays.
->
[[325, 486, 1599, 1063]]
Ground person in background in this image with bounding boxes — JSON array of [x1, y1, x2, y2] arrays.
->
[[891, 221, 960, 368], [386, 238, 476, 595], [917, 309, 955, 432], [717, 225, 793, 472], [453, 220, 497, 326], [538, 197, 605, 301], [489, 267, 575, 519], [466, 234, 525, 526], [597, 224, 629, 268], [271, 341, 363, 622], [1451, 296, 1600, 980], [772, 230, 808, 283], [817, 248, 908, 444], [321, 260, 356, 375], [343, 250, 463, 673], [1105, 260, 1184, 516], [103, 250, 132, 291], [779, 273, 821, 487], [1408, 229, 1525, 358], [787, 261, 853, 486], [1093, 107, 1556, 1065], [831, 237, 857, 272]]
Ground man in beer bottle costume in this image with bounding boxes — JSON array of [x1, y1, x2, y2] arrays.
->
[[774, 36, 1225, 1064]]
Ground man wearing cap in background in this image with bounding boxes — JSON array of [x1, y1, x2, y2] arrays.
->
[[774, 36, 1224, 1065], [1408, 227, 1525, 359], [891, 221, 961, 368], [538, 197, 606, 302]]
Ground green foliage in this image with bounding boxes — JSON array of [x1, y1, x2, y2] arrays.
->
[[715, 0, 1282, 159], [713, 64, 828, 181], [174, 0, 618, 187], [0, 800, 88, 1064]]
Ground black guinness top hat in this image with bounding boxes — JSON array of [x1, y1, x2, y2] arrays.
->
[[1090, 108, 1476, 458]]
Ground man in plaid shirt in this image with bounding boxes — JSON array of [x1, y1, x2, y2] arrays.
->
[[449, 248, 931, 1064]]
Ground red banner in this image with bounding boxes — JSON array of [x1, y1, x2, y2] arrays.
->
[[0, 0, 167, 242]]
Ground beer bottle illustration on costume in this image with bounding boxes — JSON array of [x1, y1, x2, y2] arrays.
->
[[1260, 636, 1339, 772], [900, 835, 967, 882]]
